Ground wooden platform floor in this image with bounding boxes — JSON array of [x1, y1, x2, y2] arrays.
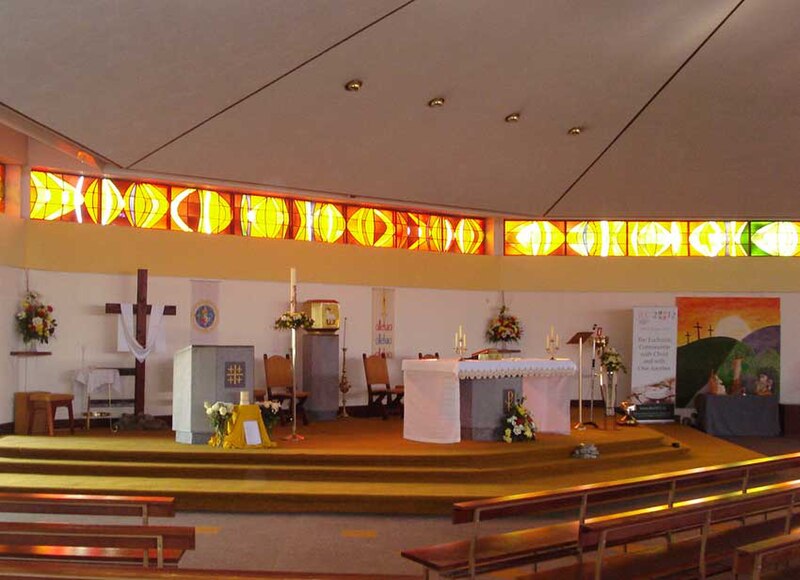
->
[[0, 414, 761, 515]]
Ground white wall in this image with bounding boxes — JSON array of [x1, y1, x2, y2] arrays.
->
[[2, 267, 798, 424]]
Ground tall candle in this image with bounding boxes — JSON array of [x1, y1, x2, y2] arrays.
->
[[454, 332, 459, 349], [290, 267, 297, 308]]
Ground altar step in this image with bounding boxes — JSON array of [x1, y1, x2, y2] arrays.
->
[[0, 419, 760, 515], [0, 442, 688, 484]]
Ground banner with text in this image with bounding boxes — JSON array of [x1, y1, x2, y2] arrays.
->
[[631, 306, 677, 422], [372, 288, 395, 357]]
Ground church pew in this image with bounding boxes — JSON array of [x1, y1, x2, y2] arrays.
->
[[0, 521, 195, 567], [0, 491, 175, 524], [0, 561, 421, 579], [515, 479, 800, 579], [401, 451, 800, 579], [733, 531, 800, 579]]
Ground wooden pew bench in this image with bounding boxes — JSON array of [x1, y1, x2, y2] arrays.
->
[[734, 531, 800, 579], [0, 492, 175, 524], [0, 561, 421, 579], [516, 479, 800, 579], [401, 451, 800, 579], [0, 521, 195, 567]]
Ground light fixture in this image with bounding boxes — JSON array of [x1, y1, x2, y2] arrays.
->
[[344, 79, 362, 92], [428, 97, 445, 108], [505, 112, 521, 123], [568, 126, 583, 135]]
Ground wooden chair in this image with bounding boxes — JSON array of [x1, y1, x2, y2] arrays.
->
[[27, 393, 74, 436], [362, 353, 404, 419], [263, 354, 309, 426], [418, 352, 439, 359]]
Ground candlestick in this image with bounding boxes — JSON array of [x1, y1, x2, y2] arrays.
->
[[289, 267, 297, 309]]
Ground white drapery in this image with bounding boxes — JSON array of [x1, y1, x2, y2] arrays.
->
[[117, 303, 166, 362]]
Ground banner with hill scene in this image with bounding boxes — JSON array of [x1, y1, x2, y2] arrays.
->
[[676, 297, 780, 409]]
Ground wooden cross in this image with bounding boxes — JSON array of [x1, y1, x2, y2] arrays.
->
[[707, 324, 714, 337], [685, 331, 691, 344], [105, 269, 176, 415], [693, 322, 702, 340]]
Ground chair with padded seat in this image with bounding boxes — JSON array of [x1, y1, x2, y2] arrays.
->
[[362, 353, 404, 419], [263, 354, 309, 426], [27, 392, 75, 436]]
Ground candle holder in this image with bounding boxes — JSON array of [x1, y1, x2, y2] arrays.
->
[[546, 326, 560, 360], [546, 337, 560, 359], [454, 344, 468, 358]]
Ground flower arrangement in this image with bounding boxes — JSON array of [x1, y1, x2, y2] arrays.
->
[[204, 400, 234, 447], [486, 305, 523, 344], [274, 311, 314, 330], [502, 396, 536, 443], [601, 347, 627, 373], [258, 400, 282, 436], [16, 291, 57, 345]]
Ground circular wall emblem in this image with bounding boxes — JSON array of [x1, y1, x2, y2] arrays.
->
[[192, 301, 218, 332]]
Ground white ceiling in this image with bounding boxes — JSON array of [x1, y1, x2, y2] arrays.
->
[[1, 0, 798, 219]]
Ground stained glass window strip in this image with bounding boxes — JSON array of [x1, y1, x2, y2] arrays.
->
[[28, 170, 485, 255], [505, 220, 798, 257]]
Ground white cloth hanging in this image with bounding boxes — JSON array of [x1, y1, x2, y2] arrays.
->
[[117, 303, 166, 362]]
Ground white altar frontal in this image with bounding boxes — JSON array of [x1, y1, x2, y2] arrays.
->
[[401, 358, 577, 443]]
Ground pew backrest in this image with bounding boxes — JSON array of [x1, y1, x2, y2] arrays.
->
[[0, 492, 175, 524], [0, 521, 194, 568], [579, 480, 800, 579]]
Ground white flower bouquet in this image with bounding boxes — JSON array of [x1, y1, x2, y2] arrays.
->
[[204, 400, 235, 447], [274, 311, 314, 330], [601, 347, 627, 373]]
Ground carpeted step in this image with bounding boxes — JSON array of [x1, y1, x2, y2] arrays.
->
[[0, 442, 690, 483]]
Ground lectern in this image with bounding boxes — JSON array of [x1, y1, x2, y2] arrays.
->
[[568, 332, 597, 430]]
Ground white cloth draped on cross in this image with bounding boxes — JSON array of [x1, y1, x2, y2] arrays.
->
[[117, 303, 167, 362]]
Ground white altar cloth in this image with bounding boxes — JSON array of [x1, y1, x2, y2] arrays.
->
[[73, 367, 123, 395], [402, 358, 576, 443]]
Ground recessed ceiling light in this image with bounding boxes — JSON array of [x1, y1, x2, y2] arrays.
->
[[428, 97, 445, 108], [505, 112, 521, 123], [344, 79, 363, 92], [568, 126, 583, 135]]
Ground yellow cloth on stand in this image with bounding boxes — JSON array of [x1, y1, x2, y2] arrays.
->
[[209, 404, 276, 449]]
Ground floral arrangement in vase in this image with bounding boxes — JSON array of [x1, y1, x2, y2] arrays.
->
[[204, 401, 234, 447], [258, 400, 282, 437], [16, 291, 57, 346], [486, 305, 523, 344], [601, 347, 627, 374], [501, 396, 537, 443], [274, 311, 314, 330]]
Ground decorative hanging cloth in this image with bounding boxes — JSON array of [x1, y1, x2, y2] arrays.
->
[[118, 303, 166, 362]]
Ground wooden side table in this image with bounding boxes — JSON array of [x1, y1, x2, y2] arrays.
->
[[28, 393, 75, 436]]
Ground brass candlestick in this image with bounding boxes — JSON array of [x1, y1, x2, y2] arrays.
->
[[338, 317, 351, 418]]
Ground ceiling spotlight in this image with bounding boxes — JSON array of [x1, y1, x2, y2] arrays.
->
[[568, 126, 583, 135], [505, 112, 521, 123], [428, 97, 445, 108], [344, 79, 363, 92]]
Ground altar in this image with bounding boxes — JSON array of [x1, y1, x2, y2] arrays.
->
[[401, 358, 577, 443]]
